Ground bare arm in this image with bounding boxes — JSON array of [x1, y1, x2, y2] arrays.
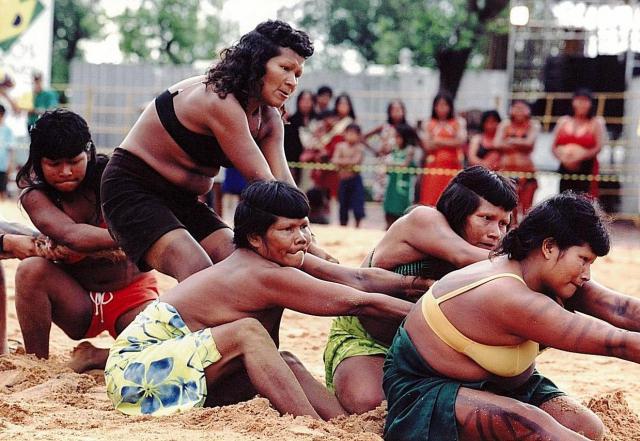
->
[[0, 234, 38, 260], [551, 116, 569, 158], [502, 287, 640, 363], [260, 267, 413, 320], [467, 134, 483, 165], [508, 120, 540, 152], [580, 117, 606, 158], [257, 107, 296, 184], [207, 98, 278, 182], [21, 190, 116, 252], [566, 280, 640, 332], [301, 253, 431, 297], [404, 207, 489, 268]]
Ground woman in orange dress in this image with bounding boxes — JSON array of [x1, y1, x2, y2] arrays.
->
[[552, 88, 605, 199], [494, 100, 540, 221], [468, 110, 502, 171], [418, 93, 466, 206]]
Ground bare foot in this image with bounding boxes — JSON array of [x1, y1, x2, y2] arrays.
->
[[67, 341, 109, 373]]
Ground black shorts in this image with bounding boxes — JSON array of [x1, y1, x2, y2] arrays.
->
[[101, 148, 230, 271]]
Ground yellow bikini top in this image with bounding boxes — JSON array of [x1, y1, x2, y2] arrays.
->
[[422, 273, 539, 378]]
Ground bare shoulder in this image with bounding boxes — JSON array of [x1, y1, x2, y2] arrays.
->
[[405, 205, 443, 227], [21, 189, 50, 211]]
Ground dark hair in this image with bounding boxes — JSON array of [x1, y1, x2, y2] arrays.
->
[[0, 104, 5, 116], [494, 191, 610, 261], [394, 123, 417, 149], [334, 93, 356, 119], [480, 110, 501, 131], [295, 89, 315, 114], [572, 87, 596, 118], [387, 99, 407, 125], [288, 90, 316, 126], [345, 122, 361, 134], [436, 166, 518, 236], [205, 20, 313, 110], [431, 92, 454, 120], [233, 180, 310, 249], [317, 85, 333, 97], [17, 109, 107, 215]]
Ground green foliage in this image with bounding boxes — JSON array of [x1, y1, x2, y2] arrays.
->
[[116, 0, 235, 65], [294, 0, 508, 69], [52, 0, 104, 84]]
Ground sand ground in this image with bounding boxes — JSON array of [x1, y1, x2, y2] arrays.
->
[[1, 200, 640, 440]]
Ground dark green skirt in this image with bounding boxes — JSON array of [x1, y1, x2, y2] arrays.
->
[[382, 327, 565, 441]]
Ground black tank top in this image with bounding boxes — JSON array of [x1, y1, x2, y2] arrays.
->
[[155, 89, 234, 168]]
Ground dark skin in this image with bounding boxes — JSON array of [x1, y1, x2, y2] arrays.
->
[[157, 215, 413, 420], [332, 202, 510, 414], [16, 152, 153, 372], [117, 48, 334, 281], [400, 238, 640, 440], [359, 204, 508, 346]]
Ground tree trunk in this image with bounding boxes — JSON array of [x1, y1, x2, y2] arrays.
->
[[435, 47, 473, 99]]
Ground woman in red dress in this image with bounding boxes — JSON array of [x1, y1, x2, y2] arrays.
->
[[494, 100, 540, 221], [552, 88, 606, 198], [418, 93, 466, 206]]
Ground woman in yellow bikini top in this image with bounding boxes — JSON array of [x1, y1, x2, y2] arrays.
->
[[422, 272, 538, 378], [383, 192, 640, 441]]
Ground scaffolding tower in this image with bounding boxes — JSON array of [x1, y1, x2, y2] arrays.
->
[[507, 0, 640, 216]]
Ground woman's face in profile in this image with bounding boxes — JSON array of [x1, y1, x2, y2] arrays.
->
[[261, 47, 305, 107], [545, 243, 596, 300]]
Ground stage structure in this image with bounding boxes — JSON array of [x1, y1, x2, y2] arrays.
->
[[507, 0, 640, 216]]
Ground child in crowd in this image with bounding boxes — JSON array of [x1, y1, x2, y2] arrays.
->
[[383, 123, 418, 229], [331, 123, 366, 227], [14, 109, 158, 372]]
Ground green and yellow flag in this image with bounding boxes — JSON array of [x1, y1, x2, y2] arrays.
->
[[0, 0, 45, 51]]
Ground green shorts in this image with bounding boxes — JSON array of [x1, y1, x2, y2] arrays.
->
[[383, 326, 565, 441], [323, 316, 389, 391], [105, 301, 222, 416]]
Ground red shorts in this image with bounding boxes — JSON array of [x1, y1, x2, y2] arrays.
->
[[84, 272, 159, 338]]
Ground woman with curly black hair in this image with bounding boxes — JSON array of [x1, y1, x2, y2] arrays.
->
[[101, 20, 333, 282]]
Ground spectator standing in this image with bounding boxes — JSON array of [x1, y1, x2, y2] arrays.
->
[[494, 100, 540, 221], [382, 123, 418, 229], [331, 123, 365, 227], [418, 92, 466, 206], [315, 85, 333, 114], [467, 110, 502, 170], [365, 100, 410, 202], [552, 88, 606, 199], [284, 90, 316, 183], [27, 71, 59, 132]]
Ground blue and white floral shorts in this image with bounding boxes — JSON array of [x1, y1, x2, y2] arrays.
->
[[105, 301, 222, 416]]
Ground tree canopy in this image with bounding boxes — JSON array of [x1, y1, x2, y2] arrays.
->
[[52, 0, 103, 84], [291, 0, 509, 97], [117, 0, 235, 65]]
